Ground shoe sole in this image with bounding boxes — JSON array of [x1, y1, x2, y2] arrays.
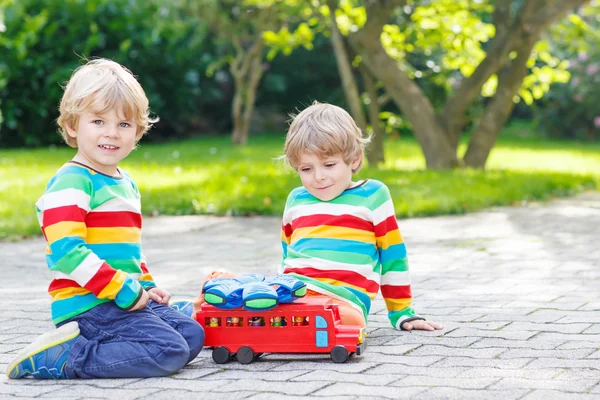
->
[[5, 321, 80, 377]]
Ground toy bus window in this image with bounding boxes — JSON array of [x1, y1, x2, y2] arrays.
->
[[205, 317, 221, 327], [226, 316, 243, 327], [270, 316, 286, 327], [292, 316, 309, 326], [248, 317, 265, 327]]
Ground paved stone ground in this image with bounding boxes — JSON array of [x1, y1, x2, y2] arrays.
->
[[1, 192, 599, 399]]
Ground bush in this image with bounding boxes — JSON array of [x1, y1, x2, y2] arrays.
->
[[0, 0, 222, 147]]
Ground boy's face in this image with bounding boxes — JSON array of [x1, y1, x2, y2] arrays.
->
[[66, 109, 138, 176], [296, 152, 361, 201]]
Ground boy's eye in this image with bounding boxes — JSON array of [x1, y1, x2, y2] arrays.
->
[[325, 163, 336, 168], [300, 167, 311, 172], [119, 122, 130, 128], [92, 120, 103, 125]]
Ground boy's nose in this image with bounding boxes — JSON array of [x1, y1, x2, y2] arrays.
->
[[315, 170, 326, 182], [104, 127, 119, 138]]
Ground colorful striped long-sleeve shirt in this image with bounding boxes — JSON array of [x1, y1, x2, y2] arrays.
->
[[279, 179, 422, 329], [36, 161, 155, 325]]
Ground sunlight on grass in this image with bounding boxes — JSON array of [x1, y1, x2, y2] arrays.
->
[[1, 131, 598, 240]]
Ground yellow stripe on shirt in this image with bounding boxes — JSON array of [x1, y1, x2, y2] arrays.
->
[[44, 221, 87, 245], [384, 297, 412, 311], [86, 227, 141, 244], [376, 229, 403, 250], [292, 225, 376, 245]]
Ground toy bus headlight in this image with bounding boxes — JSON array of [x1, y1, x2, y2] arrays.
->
[[358, 328, 365, 344]]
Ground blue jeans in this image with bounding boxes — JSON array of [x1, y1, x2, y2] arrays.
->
[[59, 300, 204, 378]]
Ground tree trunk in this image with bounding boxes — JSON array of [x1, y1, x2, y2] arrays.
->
[[326, 1, 371, 153], [230, 34, 264, 145], [349, 3, 459, 169], [463, 38, 537, 167], [361, 67, 385, 165]]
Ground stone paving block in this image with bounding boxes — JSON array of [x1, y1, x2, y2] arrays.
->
[[123, 377, 235, 391], [0, 379, 65, 398], [366, 364, 470, 378], [197, 369, 313, 382], [490, 377, 598, 392], [406, 345, 506, 359], [166, 366, 223, 380], [422, 387, 530, 399], [584, 325, 600, 334], [269, 361, 377, 374], [37, 386, 160, 399], [444, 327, 539, 340], [247, 395, 362, 400], [554, 369, 600, 381], [392, 375, 500, 390], [140, 390, 257, 400], [208, 379, 329, 395], [360, 354, 444, 366], [456, 367, 564, 380], [432, 357, 533, 369], [366, 344, 421, 355], [499, 348, 596, 360], [519, 332, 600, 343], [469, 338, 566, 350], [499, 322, 592, 334], [520, 389, 600, 399], [290, 370, 401, 386], [388, 336, 480, 348], [311, 382, 426, 398], [525, 358, 600, 369]]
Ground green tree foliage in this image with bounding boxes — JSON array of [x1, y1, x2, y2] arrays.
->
[[0, 0, 212, 147], [533, 1, 600, 140]]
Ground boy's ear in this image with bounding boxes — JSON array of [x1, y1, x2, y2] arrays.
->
[[65, 123, 78, 139], [350, 149, 363, 170]]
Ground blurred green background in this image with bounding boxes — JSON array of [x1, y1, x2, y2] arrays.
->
[[1, 0, 599, 240]]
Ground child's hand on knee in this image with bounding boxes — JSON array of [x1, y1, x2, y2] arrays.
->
[[402, 319, 444, 331], [130, 290, 150, 311], [147, 287, 171, 304]]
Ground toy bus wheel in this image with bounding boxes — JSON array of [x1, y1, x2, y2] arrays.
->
[[212, 346, 231, 364], [236, 346, 255, 364], [330, 345, 349, 363]]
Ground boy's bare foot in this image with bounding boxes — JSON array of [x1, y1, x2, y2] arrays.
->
[[192, 271, 237, 312]]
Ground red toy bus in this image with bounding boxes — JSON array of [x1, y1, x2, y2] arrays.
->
[[196, 297, 366, 364]]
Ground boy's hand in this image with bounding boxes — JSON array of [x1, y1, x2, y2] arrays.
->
[[147, 287, 171, 304], [402, 319, 444, 331], [129, 289, 150, 311]]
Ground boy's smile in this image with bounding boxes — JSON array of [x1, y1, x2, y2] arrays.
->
[[66, 109, 138, 176], [296, 152, 361, 201]]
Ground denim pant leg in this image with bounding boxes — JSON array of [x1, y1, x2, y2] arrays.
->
[[63, 302, 191, 379], [147, 300, 205, 364]]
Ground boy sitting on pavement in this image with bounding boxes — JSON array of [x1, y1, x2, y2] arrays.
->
[[6, 58, 204, 379], [188, 101, 442, 332]]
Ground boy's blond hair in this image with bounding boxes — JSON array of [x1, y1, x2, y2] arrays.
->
[[57, 58, 158, 148], [284, 101, 370, 173]]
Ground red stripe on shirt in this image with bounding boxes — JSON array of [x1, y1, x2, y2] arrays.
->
[[282, 223, 293, 238], [380, 284, 412, 299], [43, 205, 87, 227], [84, 262, 119, 295], [283, 266, 380, 294], [49, 278, 82, 291], [86, 211, 142, 228], [292, 214, 374, 232], [374, 215, 399, 237]]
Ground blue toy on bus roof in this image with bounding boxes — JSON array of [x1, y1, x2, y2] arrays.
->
[[202, 274, 307, 311]]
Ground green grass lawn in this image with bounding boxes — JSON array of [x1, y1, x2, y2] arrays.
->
[[1, 128, 599, 241]]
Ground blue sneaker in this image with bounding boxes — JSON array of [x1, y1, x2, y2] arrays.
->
[[6, 321, 80, 379], [170, 300, 194, 318]]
